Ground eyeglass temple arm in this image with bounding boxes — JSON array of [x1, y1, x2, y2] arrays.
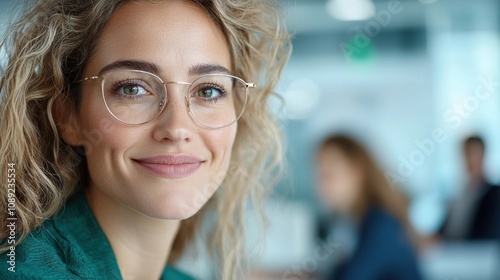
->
[[76, 76, 100, 83], [246, 83, 256, 88]]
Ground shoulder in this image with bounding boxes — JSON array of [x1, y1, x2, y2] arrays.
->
[[483, 183, 500, 198], [345, 207, 422, 279], [478, 184, 500, 210], [0, 190, 118, 279], [362, 207, 405, 239], [479, 184, 500, 220], [0, 221, 81, 279], [358, 207, 415, 259]]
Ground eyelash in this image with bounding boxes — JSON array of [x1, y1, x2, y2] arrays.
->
[[193, 82, 228, 103], [111, 79, 150, 100]]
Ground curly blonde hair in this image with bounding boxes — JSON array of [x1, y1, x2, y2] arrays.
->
[[0, 0, 291, 279]]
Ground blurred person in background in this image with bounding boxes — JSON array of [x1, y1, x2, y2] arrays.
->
[[440, 135, 500, 241], [316, 135, 422, 280]]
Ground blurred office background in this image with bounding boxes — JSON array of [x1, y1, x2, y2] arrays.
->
[[245, 0, 500, 279], [1, 0, 499, 279]]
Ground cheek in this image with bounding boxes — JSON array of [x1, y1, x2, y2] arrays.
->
[[77, 93, 138, 157], [317, 168, 360, 207], [334, 169, 360, 196], [203, 124, 237, 172], [317, 175, 339, 205], [76, 93, 144, 193]]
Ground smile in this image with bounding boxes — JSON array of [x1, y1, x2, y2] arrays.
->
[[132, 155, 204, 179]]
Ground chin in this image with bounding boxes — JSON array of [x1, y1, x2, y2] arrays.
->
[[133, 189, 212, 220]]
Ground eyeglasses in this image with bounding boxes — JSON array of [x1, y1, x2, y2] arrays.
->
[[76, 69, 255, 129]]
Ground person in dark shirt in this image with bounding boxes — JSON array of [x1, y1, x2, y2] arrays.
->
[[316, 135, 423, 280], [441, 135, 500, 241]]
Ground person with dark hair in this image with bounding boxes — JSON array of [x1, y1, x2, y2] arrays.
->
[[315, 135, 423, 280], [441, 135, 500, 241]]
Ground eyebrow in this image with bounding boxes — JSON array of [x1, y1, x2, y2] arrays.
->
[[188, 64, 231, 76], [99, 60, 160, 75], [98, 60, 231, 77]]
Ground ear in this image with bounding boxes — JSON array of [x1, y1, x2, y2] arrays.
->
[[52, 95, 82, 146]]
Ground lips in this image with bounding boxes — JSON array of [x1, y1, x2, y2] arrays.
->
[[132, 155, 204, 179]]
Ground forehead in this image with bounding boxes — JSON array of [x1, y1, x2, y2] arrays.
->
[[85, 0, 231, 76], [465, 142, 484, 153], [317, 147, 345, 163]]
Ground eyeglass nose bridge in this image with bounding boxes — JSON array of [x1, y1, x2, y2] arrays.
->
[[161, 81, 194, 112]]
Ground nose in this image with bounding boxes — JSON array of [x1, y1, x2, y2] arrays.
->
[[152, 86, 194, 143]]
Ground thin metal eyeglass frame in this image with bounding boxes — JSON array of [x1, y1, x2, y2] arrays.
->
[[76, 69, 256, 129]]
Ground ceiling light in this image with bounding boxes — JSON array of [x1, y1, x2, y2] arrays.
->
[[327, 0, 376, 21]]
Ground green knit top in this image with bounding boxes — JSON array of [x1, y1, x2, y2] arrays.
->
[[0, 190, 195, 280]]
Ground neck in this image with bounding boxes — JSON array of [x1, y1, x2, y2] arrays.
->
[[85, 186, 180, 279], [467, 172, 484, 189]]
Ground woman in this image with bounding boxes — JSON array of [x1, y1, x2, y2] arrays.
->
[[316, 135, 422, 280], [0, 0, 290, 279]]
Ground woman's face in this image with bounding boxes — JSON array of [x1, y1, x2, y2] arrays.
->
[[316, 147, 363, 213], [65, 0, 235, 219]]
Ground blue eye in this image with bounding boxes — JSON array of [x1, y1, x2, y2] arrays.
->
[[196, 87, 222, 99], [193, 83, 228, 104], [110, 79, 153, 100], [120, 84, 148, 96]]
